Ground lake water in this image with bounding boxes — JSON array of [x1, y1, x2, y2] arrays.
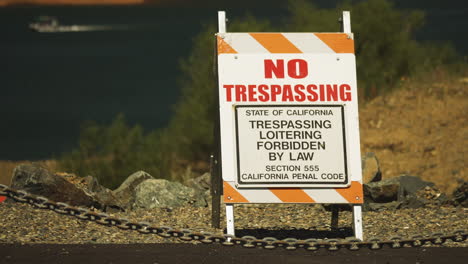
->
[[0, 3, 467, 160]]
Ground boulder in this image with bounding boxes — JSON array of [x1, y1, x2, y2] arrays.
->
[[134, 179, 206, 209], [83, 176, 124, 212], [400, 185, 447, 209], [364, 201, 402, 211], [113, 171, 154, 209], [364, 177, 400, 203], [11, 163, 95, 207], [361, 152, 382, 183], [397, 175, 435, 201], [451, 181, 468, 207], [185, 172, 211, 192], [364, 175, 445, 209], [185, 173, 212, 206]]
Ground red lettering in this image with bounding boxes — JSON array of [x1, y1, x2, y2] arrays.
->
[[306, 84, 318, 101], [326, 84, 338, 101], [319, 84, 325, 101], [224, 85, 234, 101], [340, 84, 352, 101], [223, 83, 352, 102], [258, 84, 269, 102], [270, 85, 281, 101], [282, 85, 293, 101], [294, 84, 306, 102], [235, 85, 247, 102], [264, 59, 284, 79], [287, 59, 308, 79], [248, 85, 257, 102]]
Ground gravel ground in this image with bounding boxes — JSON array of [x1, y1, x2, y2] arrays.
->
[[1, 199, 466, 247]]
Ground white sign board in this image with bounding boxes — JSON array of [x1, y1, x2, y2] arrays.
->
[[217, 33, 362, 191]]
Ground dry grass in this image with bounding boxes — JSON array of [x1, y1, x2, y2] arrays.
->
[[0, 160, 58, 186]]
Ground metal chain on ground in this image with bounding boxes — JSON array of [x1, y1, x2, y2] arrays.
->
[[1, 184, 466, 251]]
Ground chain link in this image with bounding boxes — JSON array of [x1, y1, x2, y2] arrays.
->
[[0, 184, 466, 251]]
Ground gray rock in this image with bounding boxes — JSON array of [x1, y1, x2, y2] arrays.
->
[[364, 177, 400, 203], [452, 181, 468, 207], [84, 175, 102, 193], [364, 174, 443, 209], [361, 152, 382, 183], [134, 179, 206, 209], [364, 201, 402, 211], [397, 176, 447, 209], [113, 171, 154, 209], [84, 176, 124, 212], [11, 163, 95, 207], [185, 173, 211, 192], [397, 175, 435, 201]]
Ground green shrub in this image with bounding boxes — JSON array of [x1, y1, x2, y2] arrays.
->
[[59, 114, 165, 189]]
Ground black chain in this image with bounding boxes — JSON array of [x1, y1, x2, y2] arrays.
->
[[0, 184, 466, 251]]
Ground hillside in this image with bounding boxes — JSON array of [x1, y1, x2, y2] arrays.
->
[[359, 69, 467, 194]]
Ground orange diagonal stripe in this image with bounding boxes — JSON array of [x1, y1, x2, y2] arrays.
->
[[249, 33, 302, 53], [269, 188, 315, 203], [314, 33, 354, 53], [217, 36, 237, 54], [335, 181, 363, 204], [223, 181, 249, 203]]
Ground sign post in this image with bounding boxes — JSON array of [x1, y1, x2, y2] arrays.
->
[[216, 11, 363, 240]]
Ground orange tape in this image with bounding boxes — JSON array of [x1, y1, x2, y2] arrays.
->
[[223, 181, 249, 203], [249, 33, 302, 53], [314, 33, 355, 53], [335, 181, 363, 204], [269, 188, 315, 203], [217, 36, 237, 54]]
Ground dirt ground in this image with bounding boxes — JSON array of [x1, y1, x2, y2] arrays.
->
[[359, 69, 467, 194]]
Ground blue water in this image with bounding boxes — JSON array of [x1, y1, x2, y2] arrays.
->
[[0, 3, 467, 160]]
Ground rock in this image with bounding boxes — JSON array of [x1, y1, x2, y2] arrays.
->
[[397, 176, 448, 208], [185, 173, 211, 192], [84, 175, 102, 193], [397, 175, 435, 201], [364, 201, 402, 211], [134, 179, 206, 209], [452, 181, 468, 207], [364, 174, 444, 209], [364, 177, 400, 203], [400, 186, 448, 209], [361, 152, 382, 183], [113, 171, 154, 209], [185, 173, 212, 206], [11, 163, 95, 207], [84, 176, 124, 212]]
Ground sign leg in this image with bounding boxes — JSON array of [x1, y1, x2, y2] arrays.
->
[[226, 204, 235, 236], [210, 155, 221, 228], [352, 205, 363, 240], [331, 205, 339, 230]]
